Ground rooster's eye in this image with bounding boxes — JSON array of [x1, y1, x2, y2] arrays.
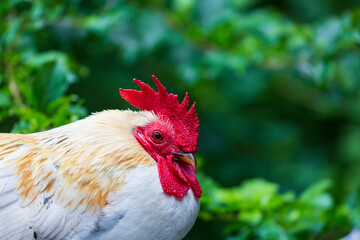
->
[[151, 131, 164, 143]]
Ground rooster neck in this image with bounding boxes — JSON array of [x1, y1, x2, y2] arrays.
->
[[74, 166, 200, 240]]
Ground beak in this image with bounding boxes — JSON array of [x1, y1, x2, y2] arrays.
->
[[172, 152, 197, 168]]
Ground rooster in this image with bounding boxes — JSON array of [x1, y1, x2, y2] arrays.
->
[[0, 76, 201, 240]]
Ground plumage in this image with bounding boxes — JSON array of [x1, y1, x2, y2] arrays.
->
[[0, 76, 201, 239]]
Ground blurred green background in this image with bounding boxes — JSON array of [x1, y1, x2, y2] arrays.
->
[[1, 0, 360, 239]]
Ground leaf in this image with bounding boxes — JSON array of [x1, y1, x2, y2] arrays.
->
[[300, 179, 333, 209], [24, 51, 77, 106], [2, 18, 21, 46], [256, 221, 289, 240]]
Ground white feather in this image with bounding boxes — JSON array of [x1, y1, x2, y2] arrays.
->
[[71, 166, 200, 240], [0, 147, 33, 240]]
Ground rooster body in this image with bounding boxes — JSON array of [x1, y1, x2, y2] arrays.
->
[[0, 77, 201, 240]]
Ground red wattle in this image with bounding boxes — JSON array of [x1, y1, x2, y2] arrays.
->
[[181, 164, 202, 198], [167, 158, 188, 183], [157, 157, 190, 198], [157, 156, 202, 198]]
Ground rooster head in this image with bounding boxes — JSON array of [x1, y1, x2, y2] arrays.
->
[[119, 75, 201, 198]]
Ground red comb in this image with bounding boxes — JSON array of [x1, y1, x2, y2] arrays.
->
[[119, 75, 199, 152]]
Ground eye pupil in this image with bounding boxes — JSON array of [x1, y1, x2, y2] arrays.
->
[[152, 132, 163, 143]]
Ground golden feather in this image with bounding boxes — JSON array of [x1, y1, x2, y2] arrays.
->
[[0, 110, 157, 213]]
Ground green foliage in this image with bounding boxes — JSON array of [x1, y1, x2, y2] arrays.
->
[[0, 1, 87, 133], [1, 0, 360, 239], [199, 174, 357, 239]]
